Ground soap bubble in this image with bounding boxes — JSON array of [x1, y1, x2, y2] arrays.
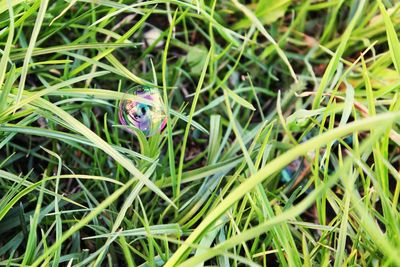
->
[[119, 87, 167, 136]]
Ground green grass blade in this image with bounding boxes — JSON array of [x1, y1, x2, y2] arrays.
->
[[165, 111, 400, 266], [312, 0, 366, 109], [15, 0, 49, 105], [231, 0, 297, 82], [378, 0, 400, 73], [31, 97, 175, 208]]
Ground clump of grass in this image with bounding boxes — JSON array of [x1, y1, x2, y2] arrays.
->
[[1, 0, 400, 266]]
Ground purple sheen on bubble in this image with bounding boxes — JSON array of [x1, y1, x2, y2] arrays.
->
[[119, 87, 167, 137]]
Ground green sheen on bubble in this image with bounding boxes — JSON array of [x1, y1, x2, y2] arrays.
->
[[119, 87, 167, 137]]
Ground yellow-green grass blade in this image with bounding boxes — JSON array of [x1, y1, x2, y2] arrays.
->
[[178, 128, 398, 266], [231, 0, 297, 83], [29, 97, 175, 209], [29, 177, 137, 267], [0, 0, 14, 87], [176, 48, 211, 203], [9, 43, 139, 61], [0, 71, 109, 117], [312, 0, 366, 109], [15, 0, 49, 105], [378, 0, 400, 74], [162, 10, 178, 200], [165, 111, 400, 266]]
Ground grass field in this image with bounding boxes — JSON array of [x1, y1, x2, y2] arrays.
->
[[1, 0, 400, 266]]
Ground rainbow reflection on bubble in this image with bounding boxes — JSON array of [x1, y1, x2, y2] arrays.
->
[[119, 87, 167, 137]]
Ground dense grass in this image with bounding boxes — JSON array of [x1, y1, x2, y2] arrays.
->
[[1, 0, 400, 266]]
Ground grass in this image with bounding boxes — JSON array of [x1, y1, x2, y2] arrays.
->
[[0, 0, 400, 266]]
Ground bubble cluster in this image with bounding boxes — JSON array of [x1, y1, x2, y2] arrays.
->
[[119, 87, 167, 136]]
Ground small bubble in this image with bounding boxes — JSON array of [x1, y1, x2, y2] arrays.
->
[[119, 87, 167, 137]]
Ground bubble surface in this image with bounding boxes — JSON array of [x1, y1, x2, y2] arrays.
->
[[119, 87, 167, 136]]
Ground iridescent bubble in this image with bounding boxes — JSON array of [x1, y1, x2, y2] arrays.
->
[[119, 87, 167, 136]]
